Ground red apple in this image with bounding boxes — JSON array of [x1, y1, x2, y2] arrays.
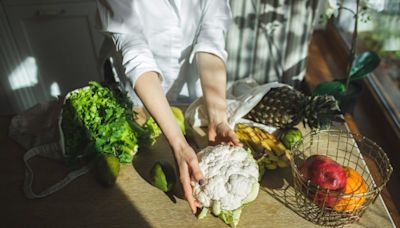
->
[[299, 155, 346, 207]]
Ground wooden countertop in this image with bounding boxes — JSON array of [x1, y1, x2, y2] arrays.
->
[[0, 113, 397, 227]]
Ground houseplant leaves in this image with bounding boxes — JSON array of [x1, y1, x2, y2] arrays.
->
[[348, 51, 381, 82], [312, 51, 381, 97], [312, 80, 346, 97]]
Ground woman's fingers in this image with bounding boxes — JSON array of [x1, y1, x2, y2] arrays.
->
[[179, 161, 200, 214], [188, 157, 205, 184], [173, 144, 205, 214], [207, 125, 217, 145], [227, 128, 242, 146], [209, 122, 242, 146]]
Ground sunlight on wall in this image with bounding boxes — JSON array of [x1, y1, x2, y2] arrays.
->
[[50, 82, 61, 97], [8, 56, 38, 90]]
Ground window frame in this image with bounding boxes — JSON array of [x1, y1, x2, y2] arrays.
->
[[325, 19, 400, 138]]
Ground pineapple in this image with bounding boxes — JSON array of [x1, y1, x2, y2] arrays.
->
[[244, 86, 342, 129]]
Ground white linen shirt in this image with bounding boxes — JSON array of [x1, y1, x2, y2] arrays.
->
[[97, 0, 232, 104]]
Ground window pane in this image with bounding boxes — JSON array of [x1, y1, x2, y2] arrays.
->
[[335, 1, 400, 127]]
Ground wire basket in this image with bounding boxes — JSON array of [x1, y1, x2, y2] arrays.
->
[[289, 130, 393, 226]]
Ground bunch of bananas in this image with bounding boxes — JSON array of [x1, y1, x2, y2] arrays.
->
[[235, 123, 290, 175]]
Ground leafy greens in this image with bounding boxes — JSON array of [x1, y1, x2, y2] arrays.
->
[[61, 81, 144, 165]]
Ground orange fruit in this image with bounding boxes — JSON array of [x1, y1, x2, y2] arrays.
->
[[333, 167, 367, 211]]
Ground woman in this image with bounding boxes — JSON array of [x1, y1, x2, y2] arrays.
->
[[96, 0, 240, 214]]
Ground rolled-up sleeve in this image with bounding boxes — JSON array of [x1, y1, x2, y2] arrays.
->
[[96, 0, 163, 88], [189, 0, 232, 64], [111, 33, 163, 88]]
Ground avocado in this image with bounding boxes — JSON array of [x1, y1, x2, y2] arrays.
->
[[150, 161, 176, 192], [96, 154, 120, 187], [171, 106, 186, 135]]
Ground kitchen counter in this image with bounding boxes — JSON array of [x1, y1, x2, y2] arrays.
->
[[0, 114, 397, 227]]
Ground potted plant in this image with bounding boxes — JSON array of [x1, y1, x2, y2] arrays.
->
[[312, 0, 383, 113]]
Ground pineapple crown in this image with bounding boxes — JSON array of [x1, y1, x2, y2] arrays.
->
[[303, 95, 343, 129]]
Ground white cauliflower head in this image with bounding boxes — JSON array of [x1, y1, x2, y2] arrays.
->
[[193, 144, 260, 212]]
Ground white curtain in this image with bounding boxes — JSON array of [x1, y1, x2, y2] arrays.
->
[[226, 0, 320, 87]]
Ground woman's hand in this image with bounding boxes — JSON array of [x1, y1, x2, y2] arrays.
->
[[172, 142, 204, 214], [208, 121, 241, 146], [134, 72, 204, 214], [196, 53, 240, 147]]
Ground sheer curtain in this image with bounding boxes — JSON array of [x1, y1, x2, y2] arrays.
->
[[225, 0, 319, 88]]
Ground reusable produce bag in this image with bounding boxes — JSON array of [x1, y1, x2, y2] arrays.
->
[[9, 92, 90, 199], [185, 80, 285, 131]]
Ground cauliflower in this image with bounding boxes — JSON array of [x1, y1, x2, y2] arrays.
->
[[193, 145, 260, 227]]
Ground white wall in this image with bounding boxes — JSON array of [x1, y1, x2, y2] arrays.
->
[[0, 3, 21, 114]]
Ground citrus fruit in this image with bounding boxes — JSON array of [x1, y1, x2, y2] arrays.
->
[[333, 167, 367, 211]]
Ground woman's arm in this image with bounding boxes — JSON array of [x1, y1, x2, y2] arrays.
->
[[134, 71, 204, 214], [196, 52, 240, 146], [189, 0, 237, 145]]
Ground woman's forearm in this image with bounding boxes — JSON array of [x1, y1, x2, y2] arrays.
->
[[134, 72, 187, 151], [196, 52, 228, 126], [134, 71, 204, 214]]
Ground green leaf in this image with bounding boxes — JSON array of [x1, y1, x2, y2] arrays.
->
[[241, 182, 259, 204], [312, 80, 346, 97], [218, 208, 242, 228], [196, 207, 209, 219], [145, 117, 162, 138], [349, 51, 381, 81]]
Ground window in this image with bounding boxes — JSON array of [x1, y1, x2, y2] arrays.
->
[[334, 0, 400, 129]]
